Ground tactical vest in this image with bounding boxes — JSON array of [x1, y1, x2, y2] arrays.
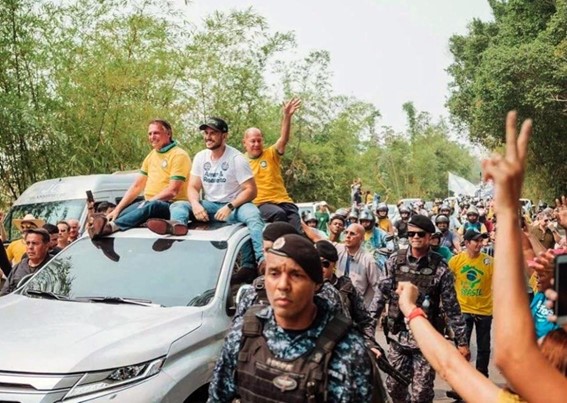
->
[[387, 248, 443, 335], [235, 307, 352, 403], [252, 276, 269, 305], [333, 276, 354, 317]]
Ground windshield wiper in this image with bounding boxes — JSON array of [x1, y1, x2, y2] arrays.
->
[[78, 296, 162, 307], [26, 289, 71, 301]]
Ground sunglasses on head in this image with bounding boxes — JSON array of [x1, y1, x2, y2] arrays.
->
[[321, 259, 331, 268], [407, 231, 427, 238]]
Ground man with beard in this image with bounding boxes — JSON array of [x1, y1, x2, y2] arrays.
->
[[149, 117, 265, 281]]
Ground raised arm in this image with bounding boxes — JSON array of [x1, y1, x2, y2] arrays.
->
[[484, 111, 567, 402], [396, 282, 500, 403], [274, 97, 301, 155]]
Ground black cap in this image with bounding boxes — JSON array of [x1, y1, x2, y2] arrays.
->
[[315, 240, 338, 262], [464, 229, 488, 242], [408, 214, 436, 234], [269, 234, 322, 283], [199, 117, 228, 133], [263, 222, 300, 242]]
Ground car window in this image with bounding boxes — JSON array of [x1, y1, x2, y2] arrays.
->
[[22, 237, 227, 307], [4, 200, 85, 241]]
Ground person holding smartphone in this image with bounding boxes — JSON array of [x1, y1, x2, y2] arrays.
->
[[483, 111, 567, 401]]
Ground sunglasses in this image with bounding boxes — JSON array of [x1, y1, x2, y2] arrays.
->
[[321, 259, 331, 268], [407, 231, 427, 238]]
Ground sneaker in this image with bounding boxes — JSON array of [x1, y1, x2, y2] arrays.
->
[[146, 219, 188, 236]]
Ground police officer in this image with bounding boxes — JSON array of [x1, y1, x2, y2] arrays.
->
[[375, 215, 470, 403], [208, 234, 384, 402], [316, 239, 376, 340]]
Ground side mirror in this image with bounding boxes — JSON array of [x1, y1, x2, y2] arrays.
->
[[17, 273, 34, 289]]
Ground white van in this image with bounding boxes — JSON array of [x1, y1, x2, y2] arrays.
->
[[3, 173, 138, 242]]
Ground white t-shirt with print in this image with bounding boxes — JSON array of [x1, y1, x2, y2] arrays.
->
[[191, 145, 253, 203]]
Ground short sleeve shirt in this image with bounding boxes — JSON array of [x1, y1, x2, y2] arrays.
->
[[247, 145, 293, 205], [192, 145, 253, 203], [140, 143, 191, 201], [448, 252, 494, 315]]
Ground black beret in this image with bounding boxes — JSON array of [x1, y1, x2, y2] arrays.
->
[[408, 214, 436, 234], [269, 234, 322, 283], [262, 222, 300, 242], [315, 240, 338, 262]]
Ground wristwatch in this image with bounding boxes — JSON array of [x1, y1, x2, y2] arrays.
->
[[226, 202, 235, 211]]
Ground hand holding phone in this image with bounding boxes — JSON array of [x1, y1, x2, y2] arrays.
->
[[86, 190, 94, 203], [554, 254, 567, 326]]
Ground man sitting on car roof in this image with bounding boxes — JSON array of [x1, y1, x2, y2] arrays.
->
[[88, 119, 191, 239]]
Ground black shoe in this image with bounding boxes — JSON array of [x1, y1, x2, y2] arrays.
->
[[446, 390, 463, 401]]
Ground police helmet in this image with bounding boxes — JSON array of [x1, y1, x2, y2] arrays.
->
[[435, 215, 450, 224], [376, 203, 388, 213]]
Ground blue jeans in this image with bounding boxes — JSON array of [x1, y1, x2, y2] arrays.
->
[[463, 313, 492, 377], [114, 200, 170, 231], [170, 200, 265, 266]]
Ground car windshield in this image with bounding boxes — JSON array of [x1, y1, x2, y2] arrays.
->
[[4, 200, 85, 242], [21, 236, 227, 307]]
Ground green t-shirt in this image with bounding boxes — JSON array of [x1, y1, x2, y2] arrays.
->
[[315, 211, 330, 234]]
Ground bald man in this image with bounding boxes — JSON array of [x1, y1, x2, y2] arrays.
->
[[242, 98, 302, 231]]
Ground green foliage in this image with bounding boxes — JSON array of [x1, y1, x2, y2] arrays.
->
[[0, 0, 480, 209], [448, 0, 567, 201]]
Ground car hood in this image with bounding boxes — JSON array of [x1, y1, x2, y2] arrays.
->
[[0, 295, 202, 373]]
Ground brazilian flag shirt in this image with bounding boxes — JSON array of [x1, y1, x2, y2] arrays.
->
[[448, 252, 494, 315]]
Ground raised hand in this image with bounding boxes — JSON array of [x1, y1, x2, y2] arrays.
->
[[282, 97, 302, 117], [481, 111, 532, 214]]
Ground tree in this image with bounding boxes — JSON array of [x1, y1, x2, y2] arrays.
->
[[447, 0, 567, 200]]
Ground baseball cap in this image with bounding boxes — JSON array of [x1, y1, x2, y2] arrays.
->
[[199, 117, 228, 133], [464, 229, 488, 242], [269, 234, 322, 283]]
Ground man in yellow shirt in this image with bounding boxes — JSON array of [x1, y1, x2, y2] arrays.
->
[[242, 98, 302, 231], [448, 228, 494, 377], [89, 119, 191, 238]]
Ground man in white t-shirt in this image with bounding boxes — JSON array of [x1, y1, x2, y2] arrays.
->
[[147, 117, 265, 281]]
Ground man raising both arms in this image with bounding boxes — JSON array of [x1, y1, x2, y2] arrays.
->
[[243, 98, 302, 231]]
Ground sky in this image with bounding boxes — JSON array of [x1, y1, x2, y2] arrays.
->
[[182, 0, 494, 132]]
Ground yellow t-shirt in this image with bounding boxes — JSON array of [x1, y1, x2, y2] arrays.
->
[[140, 144, 191, 202], [6, 239, 26, 265], [378, 217, 392, 233], [498, 389, 525, 402], [247, 145, 293, 205], [528, 272, 538, 293], [448, 251, 494, 315]]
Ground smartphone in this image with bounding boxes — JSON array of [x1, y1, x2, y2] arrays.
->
[[555, 254, 567, 326], [86, 190, 94, 203]]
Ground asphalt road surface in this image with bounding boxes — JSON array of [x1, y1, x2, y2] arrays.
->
[[375, 326, 505, 402]]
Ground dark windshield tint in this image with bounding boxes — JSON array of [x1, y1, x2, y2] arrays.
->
[[22, 237, 227, 307], [4, 200, 85, 241]]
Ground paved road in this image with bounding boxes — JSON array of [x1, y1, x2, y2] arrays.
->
[[375, 326, 505, 402]]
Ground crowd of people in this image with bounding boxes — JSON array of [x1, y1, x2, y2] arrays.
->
[[0, 101, 566, 402]]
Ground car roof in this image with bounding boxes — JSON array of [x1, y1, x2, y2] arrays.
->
[[106, 221, 247, 242]]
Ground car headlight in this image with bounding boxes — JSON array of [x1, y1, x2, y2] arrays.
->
[[65, 357, 165, 399]]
